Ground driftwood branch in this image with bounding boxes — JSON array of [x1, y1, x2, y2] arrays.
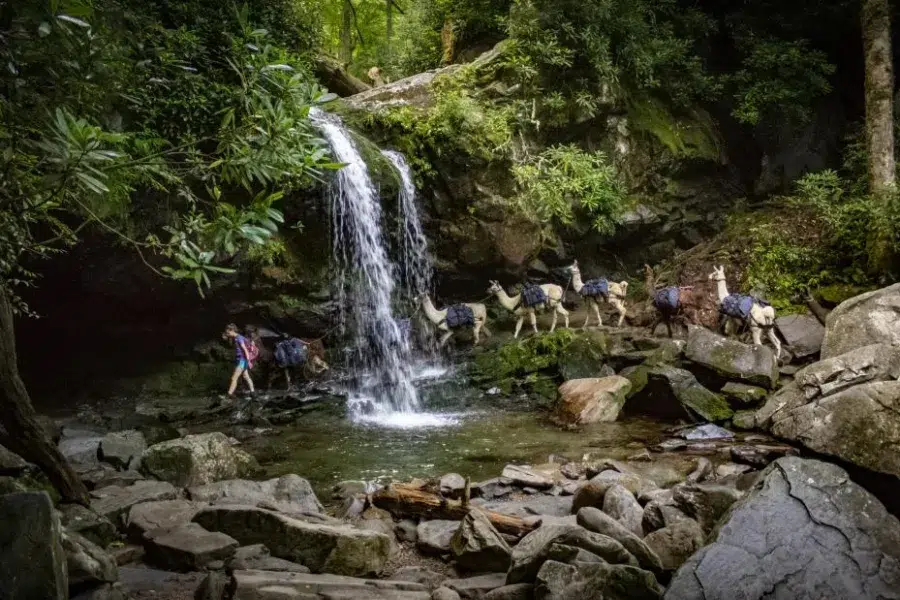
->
[[372, 484, 536, 537]]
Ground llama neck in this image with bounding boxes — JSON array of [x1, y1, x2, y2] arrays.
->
[[715, 279, 729, 302], [571, 270, 584, 293], [494, 288, 521, 311], [420, 295, 447, 324]]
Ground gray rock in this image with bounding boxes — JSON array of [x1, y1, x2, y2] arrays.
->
[[798, 343, 900, 399], [506, 524, 637, 584], [686, 457, 713, 484], [417, 519, 459, 555], [769, 381, 900, 478], [59, 504, 120, 548], [482, 583, 534, 600], [90, 480, 179, 525], [142, 432, 257, 488], [81, 467, 145, 491], [677, 424, 734, 441], [434, 587, 463, 600], [110, 544, 144, 566], [641, 502, 689, 535], [775, 314, 825, 358], [638, 488, 674, 506], [646, 365, 734, 422], [231, 570, 430, 599], [501, 465, 554, 489], [71, 583, 128, 600], [721, 382, 769, 407], [821, 282, 900, 358], [188, 474, 323, 516], [443, 573, 507, 599], [0, 492, 67, 600], [715, 462, 754, 479], [481, 495, 573, 519], [0, 443, 30, 475], [99, 430, 147, 470], [576, 507, 663, 574], [194, 504, 393, 576], [143, 522, 238, 571], [227, 543, 310, 573], [534, 560, 663, 600], [731, 410, 757, 430], [394, 566, 446, 591], [602, 485, 644, 538], [126, 499, 204, 541], [441, 473, 467, 498], [62, 529, 118, 593], [545, 543, 605, 565], [451, 509, 512, 573], [59, 435, 103, 469], [553, 376, 632, 426], [396, 519, 418, 542], [729, 444, 797, 468], [672, 483, 742, 534], [665, 457, 900, 600], [333, 480, 373, 500], [685, 327, 778, 389], [473, 478, 514, 500], [194, 572, 229, 600], [642, 519, 704, 572]]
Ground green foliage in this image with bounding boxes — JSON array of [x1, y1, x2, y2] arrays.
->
[[627, 96, 720, 160], [512, 145, 625, 233], [728, 37, 834, 125], [473, 329, 575, 383]]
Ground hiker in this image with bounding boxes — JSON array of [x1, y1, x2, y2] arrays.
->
[[223, 323, 256, 397], [270, 336, 330, 390]]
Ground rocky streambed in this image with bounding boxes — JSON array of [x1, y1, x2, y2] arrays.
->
[[1, 283, 899, 599]]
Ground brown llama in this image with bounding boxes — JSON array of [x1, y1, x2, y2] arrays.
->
[[644, 264, 705, 338]]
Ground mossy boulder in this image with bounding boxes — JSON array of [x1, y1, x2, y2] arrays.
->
[[684, 327, 778, 389], [472, 330, 576, 387], [142, 433, 259, 488], [624, 365, 732, 423], [554, 377, 632, 426], [558, 331, 611, 380], [721, 382, 769, 408], [821, 283, 900, 359]]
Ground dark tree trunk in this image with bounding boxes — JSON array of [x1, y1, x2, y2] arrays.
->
[[862, 0, 896, 272], [386, 0, 393, 41], [340, 0, 354, 67], [313, 55, 371, 97], [0, 287, 89, 505]]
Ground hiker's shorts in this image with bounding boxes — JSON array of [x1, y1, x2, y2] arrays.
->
[[236, 359, 248, 370]]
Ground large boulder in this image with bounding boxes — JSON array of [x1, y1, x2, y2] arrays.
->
[[756, 343, 900, 430], [506, 524, 637, 584], [0, 492, 67, 600], [821, 282, 900, 358], [98, 431, 147, 471], [769, 381, 900, 477], [501, 465, 555, 489], [59, 504, 120, 548], [187, 474, 323, 516], [558, 332, 611, 381], [451, 510, 512, 573], [143, 522, 239, 571], [534, 560, 663, 600], [576, 508, 662, 574], [644, 366, 733, 422], [417, 520, 460, 555], [231, 570, 430, 600], [554, 377, 632, 426], [141, 433, 257, 488], [665, 457, 900, 600], [193, 504, 392, 576], [61, 529, 118, 593], [602, 485, 645, 538], [0, 443, 30, 475], [227, 543, 310, 573], [89, 480, 179, 525], [672, 483, 742, 534], [126, 500, 205, 540], [684, 327, 778, 389], [642, 519, 704, 572], [775, 314, 825, 359]]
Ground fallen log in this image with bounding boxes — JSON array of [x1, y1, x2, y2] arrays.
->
[[372, 483, 536, 537]]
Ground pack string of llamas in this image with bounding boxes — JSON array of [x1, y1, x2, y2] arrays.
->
[[222, 262, 780, 400]]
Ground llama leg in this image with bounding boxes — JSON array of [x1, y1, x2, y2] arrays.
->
[[472, 323, 481, 345], [559, 305, 570, 328], [767, 326, 782, 359], [649, 315, 661, 335], [665, 318, 674, 339], [582, 301, 591, 330], [750, 323, 763, 347], [439, 330, 453, 347], [481, 323, 492, 337], [615, 299, 626, 327], [514, 316, 524, 338], [593, 301, 603, 328], [532, 310, 540, 334]]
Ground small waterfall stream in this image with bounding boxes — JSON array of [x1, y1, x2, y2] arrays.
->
[[311, 109, 446, 426]]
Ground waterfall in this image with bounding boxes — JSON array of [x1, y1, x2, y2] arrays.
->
[[310, 109, 420, 419], [382, 150, 433, 299]]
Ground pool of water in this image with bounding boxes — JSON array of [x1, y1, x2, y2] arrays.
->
[[242, 365, 681, 498]]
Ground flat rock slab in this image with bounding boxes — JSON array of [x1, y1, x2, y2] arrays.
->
[[143, 522, 238, 572], [126, 500, 206, 541], [443, 573, 508, 599], [501, 465, 554, 489], [685, 327, 778, 389], [231, 569, 430, 600], [0, 492, 67, 600], [480, 495, 573, 519], [188, 474, 323, 516], [676, 424, 734, 441], [90, 480, 179, 525], [142, 432, 257, 488], [775, 314, 824, 359], [194, 504, 392, 576], [665, 457, 900, 600], [59, 504, 120, 548], [99, 430, 147, 471], [417, 520, 459, 555]]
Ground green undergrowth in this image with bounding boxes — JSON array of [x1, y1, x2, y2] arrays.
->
[[472, 329, 576, 392]]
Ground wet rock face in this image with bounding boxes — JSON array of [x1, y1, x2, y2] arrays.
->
[[141, 433, 258, 488], [450, 510, 512, 573], [0, 492, 68, 600], [665, 457, 900, 600], [775, 314, 824, 359], [684, 327, 778, 389], [821, 282, 900, 358]]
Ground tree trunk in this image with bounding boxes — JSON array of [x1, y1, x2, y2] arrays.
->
[[0, 287, 89, 505], [313, 55, 371, 97], [372, 483, 536, 537], [386, 0, 393, 41], [340, 0, 354, 67], [862, 0, 896, 272], [440, 19, 455, 65]]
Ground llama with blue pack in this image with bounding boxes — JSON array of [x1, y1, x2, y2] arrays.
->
[[708, 265, 782, 358], [488, 279, 570, 338], [568, 260, 629, 328]]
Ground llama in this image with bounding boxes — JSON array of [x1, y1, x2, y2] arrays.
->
[[644, 264, 703, 338], [415, 293, 491, 347], [708, 265, 781, 358], [488, 280, 569, 338], [568, 260, 628, 328]]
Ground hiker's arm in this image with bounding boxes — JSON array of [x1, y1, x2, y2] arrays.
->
[[240, 341, 251, 361]]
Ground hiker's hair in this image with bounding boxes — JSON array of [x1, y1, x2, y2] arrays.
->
[[225, 323, 239, 333]]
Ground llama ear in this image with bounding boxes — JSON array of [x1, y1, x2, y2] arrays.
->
[[620, 281, 628, 288]]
